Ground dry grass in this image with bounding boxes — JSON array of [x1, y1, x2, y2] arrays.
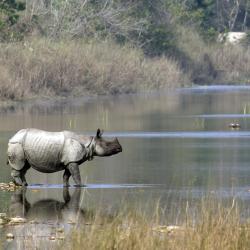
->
[[62, 199, 250, 250], [210, 45, 250, 83], [1, 30, 250, 103], [176, 26, 250, 84], [0, 39, 188, 101]]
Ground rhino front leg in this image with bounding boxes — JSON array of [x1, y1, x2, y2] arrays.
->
[[63, 169, 71, 187], [11, 169, 23, 186], [67, 163, 83, 187]]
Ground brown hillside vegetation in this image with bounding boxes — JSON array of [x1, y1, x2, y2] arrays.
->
[[0, 39, 188, 101]]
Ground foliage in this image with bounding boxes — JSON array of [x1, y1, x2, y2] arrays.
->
[[3, 1, 250, 48], [2, 0, 250, 96], [166, 0, 250, 41], [0, 0, 25, 41], [0, 39, 187, 100]]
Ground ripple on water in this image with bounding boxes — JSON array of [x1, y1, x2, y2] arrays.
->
[[104, 131, 250, 139], [27, 183, 164, 189]]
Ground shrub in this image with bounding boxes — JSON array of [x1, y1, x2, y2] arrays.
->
[[0, 39, 189, 101]]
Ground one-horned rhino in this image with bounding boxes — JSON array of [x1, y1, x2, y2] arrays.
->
[[7, 128, 122, 186]]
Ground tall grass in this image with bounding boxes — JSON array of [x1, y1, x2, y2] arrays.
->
[[62, 198, 250, 250], [1, 30, 250, 103], [176, 26, 250, 84], [210, 45, 250, 83], [0, 39, 188, 101]]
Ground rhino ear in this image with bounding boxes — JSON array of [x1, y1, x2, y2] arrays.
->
[[96, 128, 103, 138]]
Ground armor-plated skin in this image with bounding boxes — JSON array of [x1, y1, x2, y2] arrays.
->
[[7, 128, 122, 186]]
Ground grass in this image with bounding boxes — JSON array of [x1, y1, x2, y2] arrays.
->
[[1, 194, 250, 249], [62, 198, 250, 250], [175, 26, 250, 85], [209, 45, 250, 83], [0, 38, 188, 101], [1, 29, 250, 103]]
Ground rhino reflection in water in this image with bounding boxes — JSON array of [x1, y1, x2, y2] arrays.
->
[[7, 128, 122, 186], [10, 187, 86, 223], [7, 188, 93, 249]]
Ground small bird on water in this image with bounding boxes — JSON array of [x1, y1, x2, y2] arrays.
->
[[228, 122, 240, 129]]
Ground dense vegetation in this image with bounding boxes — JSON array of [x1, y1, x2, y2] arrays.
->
[[1, 0, 250, 100], [4, 1, 250, 48], [62, 199, 250, 250]]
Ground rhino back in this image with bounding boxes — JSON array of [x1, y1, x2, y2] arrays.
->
[[9, 129, 27, 144], [23, 129, 65, 172]]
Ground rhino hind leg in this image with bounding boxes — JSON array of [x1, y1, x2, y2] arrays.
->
[[11, 169, 23, 186], [11, 163, 30, 186], [20, 162, 31, 186], [8, 143, 27, 186], [67, 163, 83, 187]]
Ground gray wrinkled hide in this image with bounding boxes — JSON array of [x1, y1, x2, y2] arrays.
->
[[8, 129, 89, 173], [7, 128, 122, 186]]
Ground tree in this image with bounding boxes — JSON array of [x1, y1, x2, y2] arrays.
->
[[0, 0, 25, 41]]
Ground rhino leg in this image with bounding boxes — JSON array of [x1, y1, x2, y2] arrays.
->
[[67, 163, 82, 187], [20, 163, 31, 186], [20, 173, 28, 186], [63, 169, 71, 187], [8, 142, 26, 186], [11, 169, 23, 186], [11, 162, 30, 186]]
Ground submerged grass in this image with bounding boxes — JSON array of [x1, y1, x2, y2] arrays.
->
[[0, 39, 188, 101], [62, 198, 250, 250]]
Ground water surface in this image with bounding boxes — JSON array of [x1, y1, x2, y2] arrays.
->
[[1, 85, 250, 248]]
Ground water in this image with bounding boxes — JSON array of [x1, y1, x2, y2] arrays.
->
[[2, 85, 250, 248]]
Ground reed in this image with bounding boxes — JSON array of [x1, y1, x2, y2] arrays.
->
[[62, 198, 250, 250]]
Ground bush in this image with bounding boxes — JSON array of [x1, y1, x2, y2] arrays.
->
[[0, 0, 25, 41], [0, 39, 189, 101]]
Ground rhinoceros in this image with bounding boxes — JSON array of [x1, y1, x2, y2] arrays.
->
[[7, 128, 122, 186]]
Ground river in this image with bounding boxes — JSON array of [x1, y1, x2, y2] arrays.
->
[[1, 85, 250, 248]]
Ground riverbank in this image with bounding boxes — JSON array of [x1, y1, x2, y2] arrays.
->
[[1, 195, 249, 250], [3, 1, 250, 103], [0, 39, 188, 102], [1, 36, 250, 103], [62, 199, 250, 250]]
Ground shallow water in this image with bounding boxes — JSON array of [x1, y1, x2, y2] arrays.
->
[[2, 85, 250, 248]]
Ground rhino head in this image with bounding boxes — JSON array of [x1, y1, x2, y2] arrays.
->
[[93, 129, 122, 157]]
